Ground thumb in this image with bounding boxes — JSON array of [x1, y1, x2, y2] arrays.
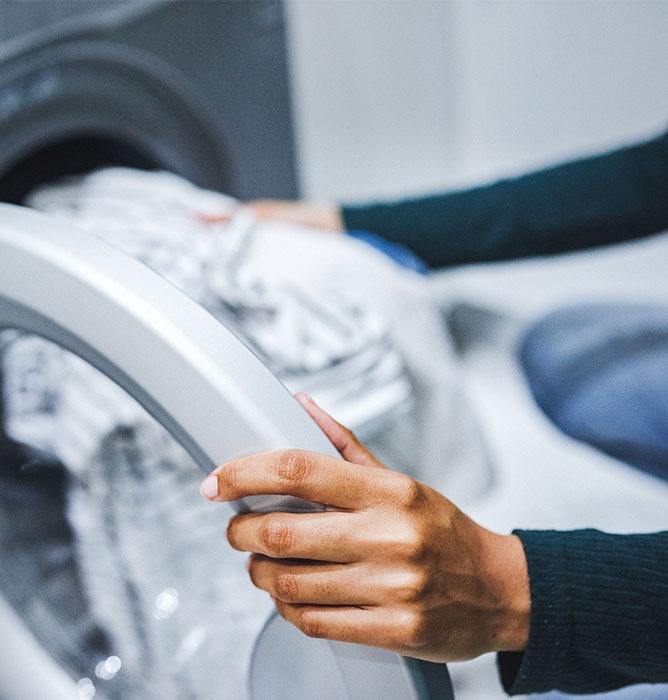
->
[[294, 393, 387, 469]]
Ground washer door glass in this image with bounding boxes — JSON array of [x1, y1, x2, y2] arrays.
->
[[0, 332, 272, 700]]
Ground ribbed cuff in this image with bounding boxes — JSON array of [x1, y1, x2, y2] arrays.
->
[[498, 529, 668, 695], [498, 530, 571, 695]]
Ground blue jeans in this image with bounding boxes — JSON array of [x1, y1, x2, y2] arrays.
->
[[519, 303, 668, 482], [532, 685, 668, 700]]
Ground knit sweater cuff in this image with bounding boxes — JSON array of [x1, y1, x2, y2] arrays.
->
[[497, 529, 668, 695], [497, 529, 570, 694]]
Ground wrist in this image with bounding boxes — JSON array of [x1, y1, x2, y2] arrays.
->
[[484, 532, 531, 653], [321, 204, 344, 231]]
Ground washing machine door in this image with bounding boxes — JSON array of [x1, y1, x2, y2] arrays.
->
[[0, 204, 453, 700]]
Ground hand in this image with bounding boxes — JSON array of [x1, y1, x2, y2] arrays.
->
[[199, 394, 530, 662], [247, 199, 344, 232]]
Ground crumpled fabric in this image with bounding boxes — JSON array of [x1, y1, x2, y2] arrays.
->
[[23, 168, 410, 430], [5, 167, 489, 492], [3, 168, 413, 468]]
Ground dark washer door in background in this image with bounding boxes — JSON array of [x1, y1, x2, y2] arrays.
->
[[0, 0, 298, 202]]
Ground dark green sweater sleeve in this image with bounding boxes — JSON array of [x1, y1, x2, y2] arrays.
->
[[341, 129, 668, 269], [497, 529, 668, 695]]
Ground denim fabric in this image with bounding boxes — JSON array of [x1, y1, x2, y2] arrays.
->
[[531, 684, 668, 700], [519, 303, 668, 481]]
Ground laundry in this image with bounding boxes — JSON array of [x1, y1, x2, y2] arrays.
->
[[1, 169, 402, 466], [23, 169, 408, 428], [5, 167, 488, 496]]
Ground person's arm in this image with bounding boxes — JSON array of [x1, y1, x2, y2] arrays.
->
[[498, 528, 668, 695], [199, 395, 668, 694], [342, 128, 668, 268], [250, 200, 344, 232]]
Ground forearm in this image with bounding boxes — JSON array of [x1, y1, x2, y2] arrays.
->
[[342, 129, 668, 269], [498, 529, 668, 695]]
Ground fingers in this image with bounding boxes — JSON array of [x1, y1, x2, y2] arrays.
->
[[199, 395, 389, 508], [247, 200, 344, 231], [227, 510, 375, 562], [201, 447, 399, 510], [196, 211, 234, 224], [271, 600, 419, 654], [294, 393, 386, 469], [247, 199, 289, 221], [248, 556, 378, 606]]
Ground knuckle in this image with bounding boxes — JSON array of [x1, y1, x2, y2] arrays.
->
[[397, 569, 428, 604], [276, 450, 311, 487], [394, 521, 428, 563], [246, 554, 262, 586], [275, 572, 300, 602], [260, 515, 294, 557], [221, 458, 244, 493], [225, 516, 241, 550], [400, 611, 429, 652], [299, 611, 327, 639], [339, 424, 357, 447], [392, 474, 423, 511]]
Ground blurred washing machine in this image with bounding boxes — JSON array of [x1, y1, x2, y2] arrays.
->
[[0, 0, 298, 202], [0, 3, 454, 699]]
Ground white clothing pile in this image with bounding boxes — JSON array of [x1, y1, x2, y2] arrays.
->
[[5, 167, 489, 491], [15, 168, 408, 437]]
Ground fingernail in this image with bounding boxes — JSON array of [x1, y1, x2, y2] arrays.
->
[[295, 392, 314, 405], [199, 475, 219, 499]]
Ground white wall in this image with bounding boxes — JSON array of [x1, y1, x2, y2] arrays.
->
[[286, 0, 668, 202], [454, 1, 668, 183], [285, 0, 458, 201]]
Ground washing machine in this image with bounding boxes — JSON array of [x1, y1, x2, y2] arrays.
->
[[0, 3, 454, 699], [0, 0, 298, 202]]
